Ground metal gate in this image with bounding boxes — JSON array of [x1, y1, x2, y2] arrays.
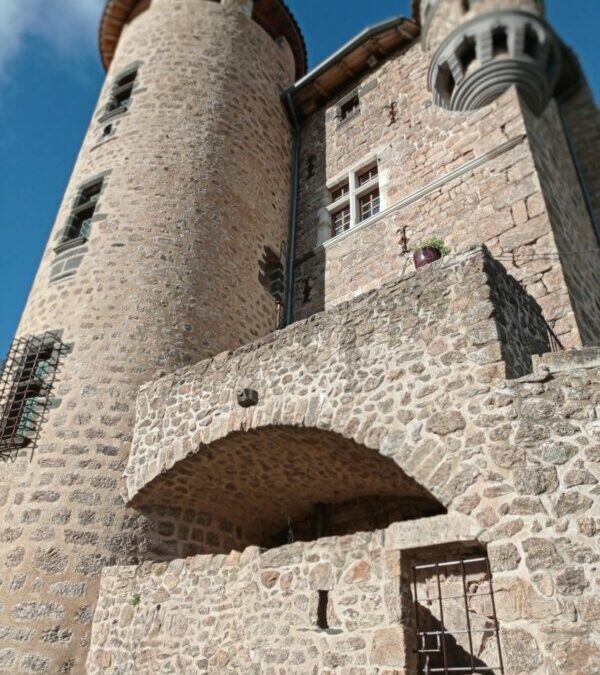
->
[[412, 555, 504, 674]]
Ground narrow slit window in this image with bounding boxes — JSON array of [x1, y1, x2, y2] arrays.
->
[[104, 68, 138, 117], [462, 0, 471, 12], [359, 188, 380, 222], [317, 591, 329, 630], [457, 36, 477, 72], [340, 94, 360, 121], [331, 205, 351, 237], [63, 179, 103, 243], [524, 25, 540, 59], [258, 247, 284, 304], [492, 26, 509, 57]]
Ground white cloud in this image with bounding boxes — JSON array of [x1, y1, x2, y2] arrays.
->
[[0, 0, 105, 76]]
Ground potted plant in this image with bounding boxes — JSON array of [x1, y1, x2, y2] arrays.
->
[[413, 237, 451, 269]]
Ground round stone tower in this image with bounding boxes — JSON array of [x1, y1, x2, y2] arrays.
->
[[0, 0, 305, 671], [420, 0, 562, 114]]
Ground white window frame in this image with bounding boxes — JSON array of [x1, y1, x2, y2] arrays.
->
[[325, 159, 381, 240]]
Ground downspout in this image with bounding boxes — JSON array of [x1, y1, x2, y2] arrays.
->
[[283, 89, 301, 327]]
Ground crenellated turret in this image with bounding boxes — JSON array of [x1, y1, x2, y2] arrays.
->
[[419, 0, 563, 114]]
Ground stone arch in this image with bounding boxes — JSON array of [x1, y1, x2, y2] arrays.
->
[[132, 425, 447, 555]]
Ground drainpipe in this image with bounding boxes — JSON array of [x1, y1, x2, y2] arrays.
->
[[283, 89, 301, 327]]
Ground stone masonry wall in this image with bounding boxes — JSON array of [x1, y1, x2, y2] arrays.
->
[[87, 515, 483, 674], [560, 81, 600, 249], [422, 0, 543, 53], [89, 343, 600, 673], [126, 248, 550, 505], [0, 1, 296, 672], [520, 99, 600, 346], [293, 37, 593, 349]]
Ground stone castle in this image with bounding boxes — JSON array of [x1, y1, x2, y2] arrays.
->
[[0, 0, 598, 672]]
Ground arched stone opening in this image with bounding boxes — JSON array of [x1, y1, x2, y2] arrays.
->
[[134, 426, 446, 556]]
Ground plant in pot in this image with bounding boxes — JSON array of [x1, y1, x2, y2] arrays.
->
[[413, 237, 451, 269]]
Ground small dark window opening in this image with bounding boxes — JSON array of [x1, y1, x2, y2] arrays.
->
[[63, 179, 103, 243], [435, 62, 456, 104], [462, 0, 471, 13], [524, 25, 540, 59], [340, 94, 360, 121], [104, 68, 138, 117], [302, 277, 312, 304], [259, 247, 284, 304], [317, 591, 329, 630], [492, 26, 509, 57], [457, 36, 477, 72], [0, 333, 65, 462]]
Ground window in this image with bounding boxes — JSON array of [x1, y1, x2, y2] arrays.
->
[[330, 182, 349, 202], [339, 93, 360, 121], [326, 160, 381, 240], [258, 246, 284, 304], [331, 205, 351, 237], [103, 68, 138, 118], [0, 333, 64, 461], [359, 189, 380, 222], [357, 164, 378, 186], [62, 179, 103, 244]]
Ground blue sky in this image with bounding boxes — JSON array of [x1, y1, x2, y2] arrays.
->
[[0, 0, 598, 356]]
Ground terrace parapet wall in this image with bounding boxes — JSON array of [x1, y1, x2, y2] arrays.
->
[[125, 246, 551, 503]]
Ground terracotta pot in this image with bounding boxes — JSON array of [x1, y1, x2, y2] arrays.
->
[[413, 246, 442, 269]]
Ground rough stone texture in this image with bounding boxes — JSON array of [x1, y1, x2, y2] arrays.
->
[[87, 515, 485, 674], [293, 36, 600, 349], [0, 0, 295, 671], [126, 248, 551, 502], [104, 247, 599, 673], [3, 0, 599, 673]]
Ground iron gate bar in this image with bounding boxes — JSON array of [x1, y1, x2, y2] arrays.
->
[[413, 555, 505, 675], [485, 557, 505, 675], [425, 668, 503, 672], [460, 557, 476, 673], [419, 629, 500, 636], [434, 563, 449, 673], [414, 557, 488, 570]]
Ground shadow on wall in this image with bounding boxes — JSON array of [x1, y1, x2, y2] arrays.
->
[[133, 425, 447, 561], [294, 108, 327, 320], [401, 543, 504, 675], [483, 250, 552, 379]]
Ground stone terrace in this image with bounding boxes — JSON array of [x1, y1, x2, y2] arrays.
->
[[87, 248, 600, 673]]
